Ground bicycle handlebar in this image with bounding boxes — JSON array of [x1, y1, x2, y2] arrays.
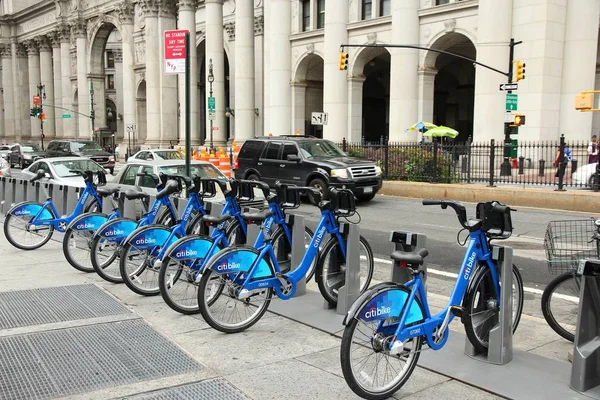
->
[[422, 199, 469, 229], [156, 179, 180, 199]]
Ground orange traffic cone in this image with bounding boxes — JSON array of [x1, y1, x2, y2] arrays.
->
[[209, 151, 220, 168], [219, 153, 231, 178]]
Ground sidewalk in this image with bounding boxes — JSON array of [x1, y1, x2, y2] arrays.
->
[[0, 228, 574, 400]]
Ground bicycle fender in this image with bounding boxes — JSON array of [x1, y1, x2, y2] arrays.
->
[[342, 282, 401, 325], [7, 201, 54, 220], [66, 212, 109, 231], [206, 245, 272, 278], [93, 217, 138, 240], [165, 235, 221, 262], [125, 224, 175, 250]]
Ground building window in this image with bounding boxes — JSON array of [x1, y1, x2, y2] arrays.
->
[[380, 0, 391, 16], [107, 74, 115, 90], [436, 0, 450, 5], [106, 51, 115, 68], [362, 0, 372, 20], [317, 0, 325, 29], [302, 0, 311, 31]]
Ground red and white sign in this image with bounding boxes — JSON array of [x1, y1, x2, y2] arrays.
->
[[164, 29, 189, 75]]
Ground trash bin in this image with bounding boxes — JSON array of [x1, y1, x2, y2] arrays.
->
[[538, 159, 545, 176], [518, 156, 525, 174], [572, 159, 578, 174]]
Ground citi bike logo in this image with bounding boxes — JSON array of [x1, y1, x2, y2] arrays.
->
[[76, 222, 95, 230], [264, 217, 273, 232], [135, 237, 156, 245], [313, 227, 327, 248], [364, 306, 391, 319], [217, 261, 241, 271], [150, 202, 161, 216], [14, 209, 31, 216], [79, 192, 89, 204], [176, 249, 197, 258], [105, 229, 125, 236], [183, 207, 193, 221], [463, 252, 477, 280]]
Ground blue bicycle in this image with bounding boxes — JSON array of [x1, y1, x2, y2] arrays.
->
[[90, 171, 183, 284], [158, 181, 315, 315], [196, 187, 374, 334], [4, 169, 120, 257], [339, 200, 524, 400]]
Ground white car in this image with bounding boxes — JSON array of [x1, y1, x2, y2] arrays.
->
[[572, 162, 598, 188], [127, 149, 184, 163], [20, 157, 114, 188], [0, 156, 11, 177]]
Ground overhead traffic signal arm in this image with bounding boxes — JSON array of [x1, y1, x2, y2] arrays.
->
[[339, 51, 348, 71]]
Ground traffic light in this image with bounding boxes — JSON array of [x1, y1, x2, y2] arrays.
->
[[41, 112, 46, 121], [513, 114, 526, 126], [339, 51, 348, 71], [90, 109, 95, 119], [514, 61, 526, 82], [30, 108, 36, 117], [30, 107, 41, 118]]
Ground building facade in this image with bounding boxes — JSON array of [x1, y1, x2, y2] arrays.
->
[[0, 0, 598, 151]]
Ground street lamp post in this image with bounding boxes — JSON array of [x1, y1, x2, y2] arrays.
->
[[37, 83, 46, 150], [89, 80, 96, 142], [208, 58, 214, 152]]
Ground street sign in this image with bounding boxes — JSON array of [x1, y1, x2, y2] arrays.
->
[[126, 124, 136, 133], [208, 114, 216, 120], [164, 29, 189, 75], [506, 93, 518, 111], [499, 83, 518, 91], [62, 114, 71, 119], [212, 126, 219, 131], [311, 112, 328, 126], [208, 97, 215, 113], [504, 112, 513, 123]]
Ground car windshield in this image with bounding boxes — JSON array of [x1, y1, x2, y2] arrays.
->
[[51, 159, 105, 177], [22, 144, 43, 153], [0, 146, 10, 151], [298, 140, 345, 159], [155, 151, 184, 160], [70, 141, 104, 152], [159, 164, 226, 181]]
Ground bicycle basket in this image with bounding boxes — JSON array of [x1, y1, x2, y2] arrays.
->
[[329, 188, 356, 217], [275, 184, 301, 210], [544, 219, 599, 274], [475, 201, 513, 239]]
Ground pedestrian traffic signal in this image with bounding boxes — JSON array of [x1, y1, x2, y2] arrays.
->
[[513, 114, 526, 126], [339, 51, 348, 71], [514, 61, 526, 82]]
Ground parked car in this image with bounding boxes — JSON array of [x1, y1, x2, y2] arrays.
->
[[45, 139, 116, 174], [572, 162, 600, 189], [0, 156, 11, 177], [20, 157, 113, 187], [8, 143, 46, 169], [0, 145, 12, 160], [234, 135, 383, 201], [127, 149, 184, 163]]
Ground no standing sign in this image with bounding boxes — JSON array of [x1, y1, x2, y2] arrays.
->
[[164, 29, 189, 74]]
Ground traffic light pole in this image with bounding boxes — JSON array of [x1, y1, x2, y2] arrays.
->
[[500, 39, 522, 176], [37, 83, 45, 150], [89, 80, 96, 142]]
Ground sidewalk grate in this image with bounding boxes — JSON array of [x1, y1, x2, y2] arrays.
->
[[0, 319, 202, 400], [128, 379, 248, 400], [0, 284, 131, 330]]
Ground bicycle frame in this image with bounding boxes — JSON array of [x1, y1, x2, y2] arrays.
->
[[388, 230, 500, 350]]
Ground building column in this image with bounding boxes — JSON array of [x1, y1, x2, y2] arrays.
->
[[417, 69, 437, 136], [117, 1, 136, 146], [234, 0, 255, 141], [0, 73, 4, 140], [48, 32, 63, 137], [72, 19, 90, 139], [262, 2, 270, 135], [291, 81, 307, 135], [177, 0, 199, 145], [37, 36, 56, 141], [389, 0, 419, 142], [254, 15, 264, 138], [205, 0, 226, 145], [15, 44, 30, 141], [140, 0, 161, 145], [1, 45, 15, 139], [114, 49, 124, 142], [268, 0, 291, 135], [559, 0, 600, 141], [348, 76, 365, 142], [472, 0, 513, 142], [159, 0, 178, 145], [24, 39, 41, 141], [323, 0, 348, 141], [58, 24, 72, 138]]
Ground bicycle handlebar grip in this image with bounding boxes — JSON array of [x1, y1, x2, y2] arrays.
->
[[240, 179, 271, 199], [156, 180, 180, 199], [422, 199, 442, 206], [491, 202, 515, 213]]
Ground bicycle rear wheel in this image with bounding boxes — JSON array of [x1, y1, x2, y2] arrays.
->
[[4, 202, 55, 250], [541, 272, 580, 342]]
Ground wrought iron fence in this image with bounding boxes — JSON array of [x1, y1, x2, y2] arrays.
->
[[339, 134, 600, 190]]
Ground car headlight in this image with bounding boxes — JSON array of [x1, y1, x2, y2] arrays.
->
[[109, 156, 115, 162], [23, 154, 32, 160], [375, 165, 382, 176], [331, 168, 349, 179]]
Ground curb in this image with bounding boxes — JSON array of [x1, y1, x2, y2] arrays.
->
[[380, 181, 600, 213]]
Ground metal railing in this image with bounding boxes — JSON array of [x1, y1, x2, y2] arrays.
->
[[339, 134, 599, 190]]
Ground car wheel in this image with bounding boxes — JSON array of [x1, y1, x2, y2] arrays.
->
[[308, 177, 328, 203], [247, 173, 259, 181], [589, 174, 600, 192]]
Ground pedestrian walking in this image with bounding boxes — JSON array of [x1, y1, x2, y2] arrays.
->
[[114, 144, 120, 161], [554, 143, 572, 179], [588, 135, 598, 164]]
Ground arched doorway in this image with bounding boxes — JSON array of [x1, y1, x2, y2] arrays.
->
[[293, 53, 324, 138], [425, 33, 476, 142], [136, 80, 146, 151]]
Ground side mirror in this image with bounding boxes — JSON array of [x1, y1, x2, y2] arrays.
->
[[287, 154, 301, 162]]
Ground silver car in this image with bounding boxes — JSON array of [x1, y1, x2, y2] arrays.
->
[[127, 149, 184, 163], [0, 156, 11, 177], [0, 145, 12, 160], [20, 157, 113, 188]]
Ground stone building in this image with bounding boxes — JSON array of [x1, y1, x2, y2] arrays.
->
[[0, 0, 598, 149]]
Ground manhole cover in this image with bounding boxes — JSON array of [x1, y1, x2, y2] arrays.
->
[[0, 284, 130, 330], [0, 319, 202, 399], [129, 379, 248, 400]]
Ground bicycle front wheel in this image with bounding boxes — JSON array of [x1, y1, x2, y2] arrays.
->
[[4, 204, 55, 250], [541, 272, 580, 342], [316, 235, 374, 305], [119, 241, 162, 296], [91, 234, 123, 283]]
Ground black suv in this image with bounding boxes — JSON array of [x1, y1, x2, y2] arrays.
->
[[234, 136, 382, 201], [46, 139, 116, 173]]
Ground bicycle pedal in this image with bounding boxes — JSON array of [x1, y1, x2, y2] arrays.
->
[[450, 306, 464, 321]]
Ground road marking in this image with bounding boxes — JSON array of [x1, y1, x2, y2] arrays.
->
[[369, 256, 579, 303]]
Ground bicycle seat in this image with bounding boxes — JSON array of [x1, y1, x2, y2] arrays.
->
[[97, 187, 119, 197], [124, 189, 150, 201], [202, 214, 233, 227], [241, 210, 273, 224], [390, 248, 429, 267]]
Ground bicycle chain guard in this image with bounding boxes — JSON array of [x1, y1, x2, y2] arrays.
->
[[274, 274, 296, 300]]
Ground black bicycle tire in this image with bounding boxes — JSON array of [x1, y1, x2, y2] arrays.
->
[[91, 233, 123, 283], [62, 211, 105, 273], [340, 285, 424, 400], [315, 235, 374, 306], [541, 271, 579, 342], [3, 203, 56, 250]]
